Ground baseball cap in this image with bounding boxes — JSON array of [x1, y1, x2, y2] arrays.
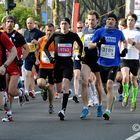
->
[[61, 17, 71, 25]]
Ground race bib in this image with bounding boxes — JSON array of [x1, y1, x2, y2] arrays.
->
[[100, 44, 115, 59], [84, 34, 93, 47], [41, 51, 54, 63], [27, 43, 36, 52], [58, 43, 72, 57]]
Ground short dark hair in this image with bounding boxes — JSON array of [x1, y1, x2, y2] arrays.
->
[[126, 13, 137, 21], [87, 10, 100, 20], [46, 23, 54, 28], [3, 15, 16, 24], [107, 13, 118, 21]]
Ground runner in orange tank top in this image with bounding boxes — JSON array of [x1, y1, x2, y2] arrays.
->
[[36, 23, 55, 114]]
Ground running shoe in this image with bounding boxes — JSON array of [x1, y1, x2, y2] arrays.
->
[[130, 101, 136, 112], [103, 110, 111, 120], [119, 94, 123, 102], [80, 108, 89, 119], [96, 105, 103, 117], [69, 89, 72, 96], [73, 95, 79, 103], [58, 110, 65, 121], [122, 95, 129, 107], [19, 89, 25, 106], [29, 90, 36, 99], [110, 96, 116, 112], [24, 94, 29, 102], [2, 110, 13, 122], [49, 105, 54, 114], [41, 88, 48, 101], [55, 92, 60, 99]]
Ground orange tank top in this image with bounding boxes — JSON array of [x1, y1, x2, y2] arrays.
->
[[38, 36, 55, 69]]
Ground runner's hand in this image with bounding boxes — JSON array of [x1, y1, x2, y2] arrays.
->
[[49, 57, 55, 64], [97, 37, 106, 48], [120, 48, 128, 57]]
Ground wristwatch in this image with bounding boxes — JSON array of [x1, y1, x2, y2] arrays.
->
[[132, 41, 136, 46], [3, 63, 8, 68]]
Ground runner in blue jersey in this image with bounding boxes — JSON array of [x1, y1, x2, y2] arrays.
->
[[89, 13, 127, 120]]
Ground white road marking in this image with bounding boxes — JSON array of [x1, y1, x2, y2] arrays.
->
[[126, 132, 140, 140]]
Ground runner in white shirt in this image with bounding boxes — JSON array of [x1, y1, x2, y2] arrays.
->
[[121, 13, 140, 111]]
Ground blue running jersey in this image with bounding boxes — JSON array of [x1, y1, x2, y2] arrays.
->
[[92, 27, 125, 67]]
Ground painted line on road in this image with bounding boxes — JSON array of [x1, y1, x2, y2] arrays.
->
[[126, 132, 140, 140]]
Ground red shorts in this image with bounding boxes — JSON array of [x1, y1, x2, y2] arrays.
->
[[6, 62, 21, 76]]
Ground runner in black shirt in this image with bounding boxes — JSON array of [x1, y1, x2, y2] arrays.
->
[[44, 17, 83, 120]]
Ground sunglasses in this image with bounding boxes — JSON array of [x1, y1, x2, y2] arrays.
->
[[77, 27, 83, 29]]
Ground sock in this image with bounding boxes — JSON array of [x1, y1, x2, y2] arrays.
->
[[89, 82, 97, 95], [62, 93, 69, 111], [83, 106, 88, 109], [123, 83, 129, 97], [88, 85, 94, 100], [132, 87, 138, 102], [105, 109, 111, 114]]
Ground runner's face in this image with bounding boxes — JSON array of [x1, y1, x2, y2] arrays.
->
[[127, 16, 136, 28], [5, 19, 14, 30], [26, 19, 34, 30], [87, 14, 98, 28], [45, 26, 54, 36], [106, 17, 116, 28], [60, 21, 70, 33], [76, 23, 83, 33]]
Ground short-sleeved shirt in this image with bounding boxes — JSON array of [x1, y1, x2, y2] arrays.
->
[[0, 32, 14, 66], [5, 30, 26, 60], [24, 28, 45, 53], [92, 27, 125, 67], [122, 28, 140, 60]]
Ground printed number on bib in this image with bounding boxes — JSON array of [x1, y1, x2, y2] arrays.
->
[[58, 43, 72, 57], [100, 44, 115, 59], [27, 43, 36, 52]]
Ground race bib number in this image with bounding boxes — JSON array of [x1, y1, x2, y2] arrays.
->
[[58, 43, 72, 57], [27, 43, 36, 52], [84, 34, 93, 47], [100, 44, 115, 59], [41, 51, 54, 63]]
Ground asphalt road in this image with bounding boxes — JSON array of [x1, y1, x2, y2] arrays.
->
[[0, 83, 140, 140]]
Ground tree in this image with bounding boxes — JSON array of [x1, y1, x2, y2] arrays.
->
[[0, 2, 41, 28], [52, 0, 59, 26]]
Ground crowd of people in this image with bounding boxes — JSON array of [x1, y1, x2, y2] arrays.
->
[[0, 10, 140, 122]]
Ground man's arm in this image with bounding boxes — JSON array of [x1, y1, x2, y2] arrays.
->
[[0, 46, 17, 75], [44, 34, 55, 63], [127, 38, 140, 49], [22, 44, 29, 59]]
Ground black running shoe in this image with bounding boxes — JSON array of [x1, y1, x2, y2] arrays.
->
[[49, 105, 54, 114], [58, 110, 65, 121], [73, 96, 79, 103], [103, 110, 110, 120], [41, 89, 48, 101], [24, 94, 29, 102]]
